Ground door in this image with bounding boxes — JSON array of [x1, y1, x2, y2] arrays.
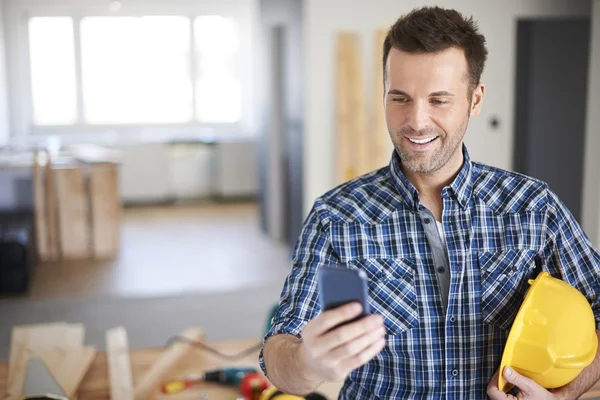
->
[[513, 18, 590, 222]]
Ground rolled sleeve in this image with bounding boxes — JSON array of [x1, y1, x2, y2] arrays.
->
[[258, 200, 339, 376], [542, 187, 600, 329]]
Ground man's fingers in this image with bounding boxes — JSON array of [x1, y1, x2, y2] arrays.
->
[[311, 302, 364, 336], [318, 314, 384, 351], [342, 335, 387, 371], [327, 324, 386, 361], [486, 370, 499, 393], [487, 381, 513, 400], [487, 386, 515, 400], [487, 368, 515, 400]]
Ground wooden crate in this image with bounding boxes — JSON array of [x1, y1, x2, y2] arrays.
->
[[32, 147, 121, 262]]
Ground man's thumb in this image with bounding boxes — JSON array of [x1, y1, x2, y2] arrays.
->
[[503, 366, 531, 391]]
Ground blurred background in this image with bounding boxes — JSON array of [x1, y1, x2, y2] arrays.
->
[[0, 0, 599, 359]]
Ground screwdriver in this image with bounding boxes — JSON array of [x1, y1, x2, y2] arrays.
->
[[161, 367, 258, 394]]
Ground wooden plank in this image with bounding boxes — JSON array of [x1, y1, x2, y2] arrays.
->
[[64, 323, 86, 347], [370, 29, 394, 170], [5, 323, 84, 400], [45, 153, 59, 261], [134, 328, 205, 400], [5, 329, 32, 400], [54, 165, 91, 260], [89, 164, 121, 259], [106, 327, 134, 400], [37, 347, 96, 397], [8, 323, 66, 381], [32, 150, 49, 261], [336, 32, 367, 184], [32, 150, 59, 262], [6, 323, 70, 400], [7, 323, 83, 378]]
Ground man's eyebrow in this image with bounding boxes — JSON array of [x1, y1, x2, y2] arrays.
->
[[429, 91, 455, 97], [387, 89, 410, 96], [387, 89, 455, 97]]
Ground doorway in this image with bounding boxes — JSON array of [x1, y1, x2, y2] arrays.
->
[[513, 18, 590, 222]]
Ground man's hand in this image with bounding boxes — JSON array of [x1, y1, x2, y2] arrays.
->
[[300, 302, 386, 382], [487, 366, 564, 400]]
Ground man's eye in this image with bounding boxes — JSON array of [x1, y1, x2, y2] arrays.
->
[[431, 99, 448, 105], [392, 98, 407, 103]]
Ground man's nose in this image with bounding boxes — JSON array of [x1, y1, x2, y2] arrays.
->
[[406, 102, 429, 133]]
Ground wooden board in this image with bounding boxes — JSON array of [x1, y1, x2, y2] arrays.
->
[[134, 328, 205, 400], [106, 327, 133, 400], [32, 150, 49, 261], [32, 150, 59, 262], [89, 164, 121, 259], [64, 324, 86, 347], [5, 323, 84, 400], [370, 29, 394, 170], [54, 165, 91, 260], [37, 347, 96, 397], [46, 154, 59, 261], [336, 32, 368, 184]]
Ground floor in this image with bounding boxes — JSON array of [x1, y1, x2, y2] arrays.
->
[[0, 201, 294, 359], [25, 201, 292, 299]]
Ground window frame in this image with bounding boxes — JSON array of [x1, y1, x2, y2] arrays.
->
[[4, 1, 255, 140]]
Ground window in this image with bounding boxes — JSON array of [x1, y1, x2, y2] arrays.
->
[[81, 16, 192, 124], [194, 16, 241, 123], [27, 15, 242, 126], [29, 17, 77, 125]]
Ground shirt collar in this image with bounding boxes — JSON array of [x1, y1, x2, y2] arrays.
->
[[389, 144, 473, 210]]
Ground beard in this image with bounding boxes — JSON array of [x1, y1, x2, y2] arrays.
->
[[390, 114, 469, 174]]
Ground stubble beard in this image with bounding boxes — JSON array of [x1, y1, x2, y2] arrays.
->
[[391, 114, 470, 174]]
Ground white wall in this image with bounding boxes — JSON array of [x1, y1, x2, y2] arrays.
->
[[0, 2, 10, 145], [302, 0, 591, 215], [582, 0, 600, 245]]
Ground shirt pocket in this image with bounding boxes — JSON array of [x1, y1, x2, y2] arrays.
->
[[348, 257, 419, 335], [478, 249, 537, 331]]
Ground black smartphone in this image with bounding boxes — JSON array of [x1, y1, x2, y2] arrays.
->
[[317, 266, 370, 329]]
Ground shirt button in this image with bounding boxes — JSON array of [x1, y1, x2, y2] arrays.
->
[[451, 369, 458, 377], [423, 217, 432, 224], [437, 266, 445, 274], [449, 316, 456, 323]]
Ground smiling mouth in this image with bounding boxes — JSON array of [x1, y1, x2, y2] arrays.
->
[[407, 136, 438, 144]]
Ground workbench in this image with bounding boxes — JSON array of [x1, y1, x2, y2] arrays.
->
[[1, 337, 600, 399]]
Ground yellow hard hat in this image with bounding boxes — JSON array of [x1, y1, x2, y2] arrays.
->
[[498, 272, 598, 392], [259, 386, 305, 400]]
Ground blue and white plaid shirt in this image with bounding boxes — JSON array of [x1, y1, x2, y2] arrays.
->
[[259, 146, 600, 399]]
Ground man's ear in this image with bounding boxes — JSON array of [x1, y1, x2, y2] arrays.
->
[[470, 83, 485, 116]]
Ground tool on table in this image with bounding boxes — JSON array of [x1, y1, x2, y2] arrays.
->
[[239, 372, 270, 400], [21, 357, 68, 400], [161, 366, 258, 394]]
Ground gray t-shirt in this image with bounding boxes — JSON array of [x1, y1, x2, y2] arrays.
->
[[418, 208, 451, 312]]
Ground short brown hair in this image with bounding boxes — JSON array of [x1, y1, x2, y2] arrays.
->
[[383, 6, 488, 94]]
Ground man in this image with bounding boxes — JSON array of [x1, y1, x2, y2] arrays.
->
[[260, 6, 600, 399]]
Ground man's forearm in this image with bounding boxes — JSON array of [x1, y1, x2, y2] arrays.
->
[[263, 334, 323, 395], [554, 330, 600, 400]]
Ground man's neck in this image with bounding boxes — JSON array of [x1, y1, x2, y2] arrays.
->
[[401, 150, 464, 221]]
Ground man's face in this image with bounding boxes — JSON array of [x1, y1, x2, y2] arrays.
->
[[384, 47, 483, 175]]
